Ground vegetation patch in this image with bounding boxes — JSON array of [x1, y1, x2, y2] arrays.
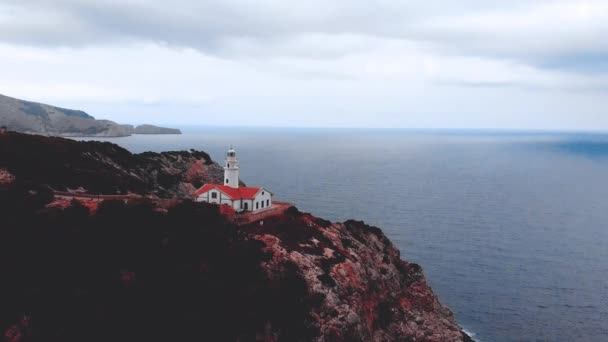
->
[[21, 102, 49, 118]]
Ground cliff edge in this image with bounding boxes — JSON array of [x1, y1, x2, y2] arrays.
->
[[0, 133, 472, 341], [0, 131, 222, 197], [248, 209, 472, 341]]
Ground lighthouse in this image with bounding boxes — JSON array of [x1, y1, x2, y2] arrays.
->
[[195, 146, 273, 212], [224, 146, 239, 188]]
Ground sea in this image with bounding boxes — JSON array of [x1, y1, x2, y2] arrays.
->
[[82, 127, 608, 342]]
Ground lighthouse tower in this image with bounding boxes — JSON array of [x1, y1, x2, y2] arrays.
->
[[224, 146, 239, 188]]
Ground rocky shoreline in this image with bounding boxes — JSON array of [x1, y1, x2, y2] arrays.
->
[[0, 132, 472, 341]]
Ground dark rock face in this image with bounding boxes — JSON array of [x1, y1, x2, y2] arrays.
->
[[0, 195, 471, 341], [0, 94, 180, 137], [0, 132, 222, 197], [0, 133, 472, 341], [248, 212, 472, 341]]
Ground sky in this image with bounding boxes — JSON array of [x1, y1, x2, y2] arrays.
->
[[0, 0, 607, 130]]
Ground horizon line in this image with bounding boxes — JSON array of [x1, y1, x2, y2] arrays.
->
[[162, 125, 608, 135]]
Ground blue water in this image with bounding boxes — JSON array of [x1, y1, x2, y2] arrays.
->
[[83, 128, 608, 342]]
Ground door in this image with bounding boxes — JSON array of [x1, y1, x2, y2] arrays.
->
[[243, 202, 249, 211]]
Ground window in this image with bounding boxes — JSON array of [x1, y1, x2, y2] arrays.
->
[[266, 199, 269, 206], [211, 192, 217, 199], [256, 202, 259, 209], [225, 179, 229, 184], [262, 191, 265, 195], [261, 201, 264, 208], [226, 163, 229, 167]]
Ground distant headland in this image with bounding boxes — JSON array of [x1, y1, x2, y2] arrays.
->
[[0, 93, 181, 137]]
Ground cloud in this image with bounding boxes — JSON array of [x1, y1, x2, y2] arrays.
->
[[416, 1, 608, 69], [2, 1, 606, 62], [0, 0, 607, 129]]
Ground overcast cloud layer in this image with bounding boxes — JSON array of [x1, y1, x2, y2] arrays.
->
[[0, 0, 607, 129]]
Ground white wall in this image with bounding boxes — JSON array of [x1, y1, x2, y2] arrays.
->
[[224, 150, 240, 188], [197, 189, 227, 205], [252, 188, 272, 212], [196, 188, 272, 213], [241, 199, 253, 211]]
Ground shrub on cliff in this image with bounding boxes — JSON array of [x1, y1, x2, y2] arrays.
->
[[0, 190, 317, 342], [0, 132, 217, 197]]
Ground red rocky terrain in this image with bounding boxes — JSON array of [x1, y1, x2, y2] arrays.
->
[[247, 209, 472, 341], [0, 131, 223, 197], [0, 132, 471, 341]]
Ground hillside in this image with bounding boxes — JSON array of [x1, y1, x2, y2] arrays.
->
[[0, 94, 180, 137], [0, 133, 472, 341], [0, 131, 222, 197]]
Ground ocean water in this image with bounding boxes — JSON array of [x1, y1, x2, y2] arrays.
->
[[83, 128, 608, 342]]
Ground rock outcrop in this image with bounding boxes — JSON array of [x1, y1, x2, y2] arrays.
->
[[0, 94, 180, 137], [0, 131, 222, 197], [0, 168, 15, 185], [247, 209, 472, 341], [0, 132, 472, 341]]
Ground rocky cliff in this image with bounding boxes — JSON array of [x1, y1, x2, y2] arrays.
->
[[249, 210, 472, 341], [0, 94, 180, 137], [0, 133, 472, 342], [0, 131, 222, 197]]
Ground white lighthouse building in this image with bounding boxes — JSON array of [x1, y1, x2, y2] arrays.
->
[[195, 146, 273, 212], [224, 146, 239, 188]]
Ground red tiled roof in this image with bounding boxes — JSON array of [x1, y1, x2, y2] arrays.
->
[[195, 184, 263, 200]]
